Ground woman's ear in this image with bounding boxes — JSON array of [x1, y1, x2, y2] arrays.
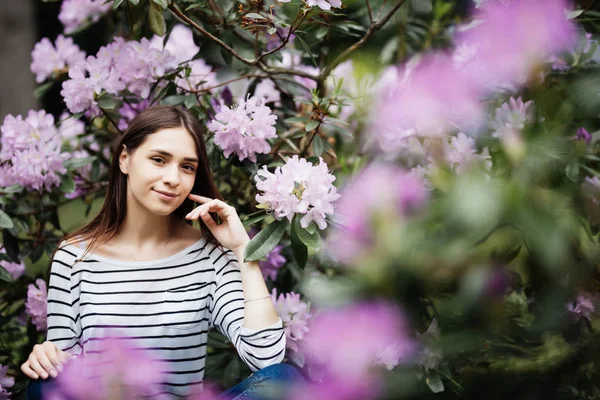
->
[[119, 145, 130, 175]]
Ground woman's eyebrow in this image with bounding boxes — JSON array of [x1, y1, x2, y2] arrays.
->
[[150, 149, 199, 163]]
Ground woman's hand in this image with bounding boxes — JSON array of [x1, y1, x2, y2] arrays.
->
[[20, 341, 73, 380], [186, 194, 250, 255]]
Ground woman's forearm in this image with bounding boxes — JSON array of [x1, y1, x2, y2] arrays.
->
[[233, 246, 280, 330]]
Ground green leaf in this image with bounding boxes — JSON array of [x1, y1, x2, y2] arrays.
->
[[295, 34, 318, 68], [161, 95, 188, 105], [97, 94, 120, 110], [566, 162, 579, 182], [0, 266, 14, 283], [34, 81, 55, 99], [64, 156, 96, 171], [312, 135, 324, 157], [113, 0, 126, 9], [151, 0, 169, 9], [284, 116, 310, 124], [293, 214, 320, 250], [0, 210, 13, 229], [149, 2, 167, 36], [2, 230, 20, 263], [243, 210, 268, 226], [245, 13, 264, 19], [267, 27, 277, 35], [184, 93, 197, 109], [128, 0, 140, 5], [243, 219, 287, 262], [60, 175, 76, 193], [1, 184, 23, 194], [305, 120, 319, 132], [291, 216, 308, 268]]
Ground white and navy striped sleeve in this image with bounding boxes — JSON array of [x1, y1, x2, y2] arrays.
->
[[46, 243, 82, 357], [208, 248, 286, 371]]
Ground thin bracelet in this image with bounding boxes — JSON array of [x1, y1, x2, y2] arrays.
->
[[244, 295, 271, 304]]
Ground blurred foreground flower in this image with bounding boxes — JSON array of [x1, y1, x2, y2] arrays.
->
[[48, 338, 167, 400], [59, 0, 112, 34], [567, 295, 595, 321], [0, 249, 25, 280], [255, 156, 340, 229], [326, 164, 428, 266], [261, 245, 286, 281], [455, 0, 576, 90], [208, 96, 277, 162], [25, 278, 48, 332], [0, 364, 14, 399]]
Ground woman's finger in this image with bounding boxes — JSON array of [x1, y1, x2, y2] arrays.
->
[[188, 194, 212, 203], [33, 346, 58, 378], [200, 209, 217, 227], [20, 361, 39, 380], [45, 343, 63, 372], [28, 353, 50, 379]]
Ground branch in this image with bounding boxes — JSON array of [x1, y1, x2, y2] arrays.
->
[[168, 3, 320, 83], [319, 0, 406, 83], [366, 0, 374, 23]]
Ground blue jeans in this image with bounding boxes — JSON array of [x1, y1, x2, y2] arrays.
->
[[27, 363, 304, 400]]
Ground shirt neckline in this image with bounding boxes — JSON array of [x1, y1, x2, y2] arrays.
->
[[67, 237, 207, 267]]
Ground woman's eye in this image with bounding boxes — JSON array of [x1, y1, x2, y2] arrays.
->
[[183, 165, 196, 172], [151, 157, 165, 164]]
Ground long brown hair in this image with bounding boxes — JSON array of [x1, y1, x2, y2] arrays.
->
[[61, 105, 223, 259]]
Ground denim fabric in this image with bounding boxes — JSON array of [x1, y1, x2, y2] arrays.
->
[[27, 363, 305, 400]]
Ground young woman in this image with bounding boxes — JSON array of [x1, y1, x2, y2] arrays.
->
[[21, 105, 301, 399]]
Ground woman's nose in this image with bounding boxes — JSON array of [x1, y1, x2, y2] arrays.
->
[[162, 166, 180, 186]]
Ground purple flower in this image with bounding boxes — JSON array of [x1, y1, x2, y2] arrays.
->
[[577, 127, 592, 145], [58, 113, 85, 144], [300, 301, 415, 383], [271, 289, 312, 354], [253, 79, 281, 106], [150, 24, 199, 65], [31, 35, 85, 83], [0, 110, 68, 191], [60, 64, 96, 114], [208, 96, 278, 162], [255, 156, 340, 229], [25, 279, 48, 332], [490, 97, 534, 139], [117, 100, 150, 131], [567, 295, 595, 321], [266, 27, 295, 51], [0, 364, 15, 393], [455, 0, 576, 90], [49, 337, 167, 400], [371, 54, 485, 155], [326, 164, 428, 266], [59, 0, 112, 34], [260, 245, 286, 281], [0, 249, 24, 280]]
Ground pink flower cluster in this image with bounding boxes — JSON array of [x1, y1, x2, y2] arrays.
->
[[255, 156, 340, 230], [326, 163, 428, 266], [48, 337, 167, 400], [0, 110, 68, 191], [208, 96, 278, 162], [25, 279, 48, 332], [61, 37, 176, 113], [59, 0, 112, 34], [490, 97, 534, 139], [271, 289, 312, 355], [30, 35, 85, 83]]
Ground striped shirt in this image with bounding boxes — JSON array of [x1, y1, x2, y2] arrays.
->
[[46, 237, 286, 398]]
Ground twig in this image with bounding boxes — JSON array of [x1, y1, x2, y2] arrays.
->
[[99, 108, 123, 135], [366, 0, 374, 23], [177, 73, 269, 93], [319, 0, 406, 84]]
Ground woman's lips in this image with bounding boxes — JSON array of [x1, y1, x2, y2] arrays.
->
[[154, 189, 178, 201]]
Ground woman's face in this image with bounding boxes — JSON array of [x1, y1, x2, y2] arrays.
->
[[119, 126, 199, 216]]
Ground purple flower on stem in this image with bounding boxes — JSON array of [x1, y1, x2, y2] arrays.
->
[[255, 156, 340, 229], [326, 163, 428, 266], [208, 96, 277, 162], [117, 100, 150, 131], [0, 364, 15, 396], [150, 24, 199, 65], [25, 279, 48, 332], [577, 127, 592, 145], [59, 0, 112, 34]]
